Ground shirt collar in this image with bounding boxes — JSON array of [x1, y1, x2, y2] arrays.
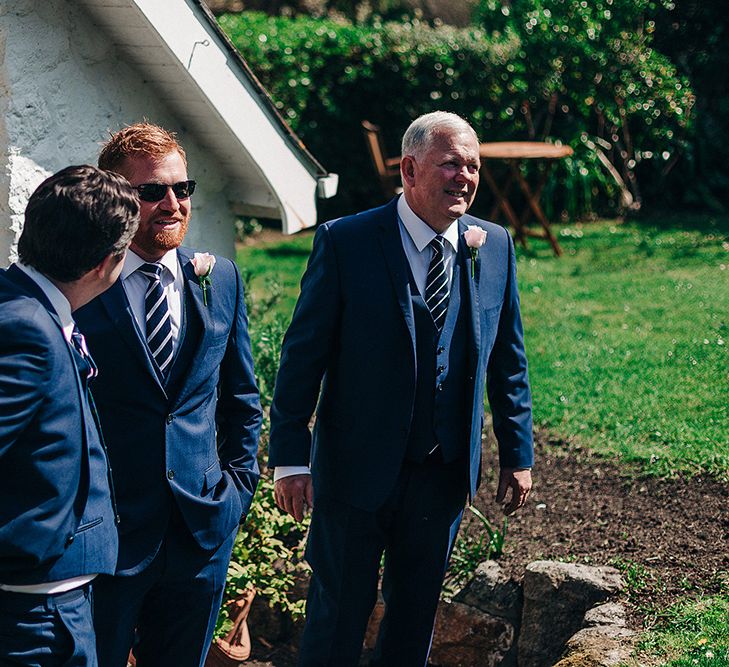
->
[[396, 195, 460, 253], [16, 262, 75, 342], [122, 248, 179, 281]]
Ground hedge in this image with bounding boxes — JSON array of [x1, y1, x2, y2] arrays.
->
[[219, 9, 693, 221]]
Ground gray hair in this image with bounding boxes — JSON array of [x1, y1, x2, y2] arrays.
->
[[401, 111, 478, 159]]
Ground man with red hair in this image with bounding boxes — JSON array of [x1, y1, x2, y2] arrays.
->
[[76, 123, 262, 667]]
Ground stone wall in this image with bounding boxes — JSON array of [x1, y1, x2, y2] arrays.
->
[[0, 0, 236, 265], [357, 559, 633, 666]]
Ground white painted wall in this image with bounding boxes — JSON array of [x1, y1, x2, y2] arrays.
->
[[0, 0, 238, 265]]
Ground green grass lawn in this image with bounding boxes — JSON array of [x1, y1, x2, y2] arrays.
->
[[519, 217, 728, 478], [238, 215, 728, 478]]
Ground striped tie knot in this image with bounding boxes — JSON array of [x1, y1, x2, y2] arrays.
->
[[425, 235, 450, 331], [139, 262, 174, 378], [138, 262, 164, 281]]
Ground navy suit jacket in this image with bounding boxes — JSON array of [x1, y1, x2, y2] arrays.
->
[[0, 266, 118, 585], [76, 247, 262, 574], [269, 198, 533, 511]]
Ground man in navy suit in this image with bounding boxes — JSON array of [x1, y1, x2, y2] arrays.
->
[[75, 123, 262, 667], [269, 112, 534, 666], [0, 165, 140, 666]]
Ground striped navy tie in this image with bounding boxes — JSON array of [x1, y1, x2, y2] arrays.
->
[[138, 263, 174, 378], [424, 235, 450, 331]]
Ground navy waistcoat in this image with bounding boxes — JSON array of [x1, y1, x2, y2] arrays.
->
[[405, 261, 471, 463]]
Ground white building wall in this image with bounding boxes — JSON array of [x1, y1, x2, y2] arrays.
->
[[0, 0, 237, 265]]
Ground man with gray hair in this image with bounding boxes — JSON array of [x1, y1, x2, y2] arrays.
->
[[269, 111, 534, 666]]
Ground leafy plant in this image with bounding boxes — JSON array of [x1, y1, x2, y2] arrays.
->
[[216, 270, 310, 640], [609, 556, 654, 605], [215, 474, 310, 638], [445, 506, 508, 595]]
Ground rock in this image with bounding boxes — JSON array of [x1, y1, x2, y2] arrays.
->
[[454, 560, 522, 625], [517, 561, 624, 667], [454, 560, 522, 667], [428, 601, 514, 667], [583, 602, 629, 628], [554, 603, 637, 667]]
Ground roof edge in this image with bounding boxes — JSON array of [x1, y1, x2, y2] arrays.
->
[[191, 0, 329, 179]]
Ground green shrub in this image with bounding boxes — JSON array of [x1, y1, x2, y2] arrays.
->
[[473, 0, 695, 213], [215, 473, 309, 639], [219, 9, 692, 219], [216, 273, 310, 639]]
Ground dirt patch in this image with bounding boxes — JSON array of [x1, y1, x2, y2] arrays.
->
[[242, 431, 729, 665], [471, 431, 729, 622]]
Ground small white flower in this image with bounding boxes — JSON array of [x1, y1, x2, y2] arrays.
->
[[464, 225, 487, 249], [191, 252, 216, 306], [191, 252, 216, 277], [463, 226, 487, 279]]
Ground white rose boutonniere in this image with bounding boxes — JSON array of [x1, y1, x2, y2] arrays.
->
[[191, 252, 216, 306], [463, 226, 487, 279]]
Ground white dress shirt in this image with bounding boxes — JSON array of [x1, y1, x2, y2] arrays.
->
[[396, 194, 460, 296], [273, 195, 461, 482], [122, 249, 184, 351], [0, 264, 96, 595]]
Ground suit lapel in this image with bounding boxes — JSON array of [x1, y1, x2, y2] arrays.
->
[[171, 248, 212, 405], [98, 280, 166, 393], [377, 204, 417, 355], [457, 221, 481, 363], [178, 248, 210, 337]]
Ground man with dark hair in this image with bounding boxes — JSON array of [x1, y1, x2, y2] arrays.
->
[[0, 165, 139, 667], [269, 111, 534, 666], [76, 122, 262, 667]]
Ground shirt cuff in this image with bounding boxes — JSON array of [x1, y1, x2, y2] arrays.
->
[[273, 465, 312, 482]]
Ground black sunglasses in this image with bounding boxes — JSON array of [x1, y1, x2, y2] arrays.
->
[[135, 180, 196, 203]]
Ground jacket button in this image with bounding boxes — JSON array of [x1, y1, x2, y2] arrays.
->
[[437, 346, 445, 355], [167, 469, 175, 480], [166, 414, 174, 424], [437, 383, 443, 392], [438, 365, 446, 373], [66, 534, 75, 546]]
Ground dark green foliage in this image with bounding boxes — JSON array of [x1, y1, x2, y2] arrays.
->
[[650, 1, 729, 212], [220, 12, 521, 218], [219, 9, 692, 219]]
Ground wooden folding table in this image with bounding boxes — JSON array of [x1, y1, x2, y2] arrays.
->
[[479, 141, 573, 256]]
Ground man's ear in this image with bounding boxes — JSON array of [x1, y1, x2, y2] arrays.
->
[[400, 156, 416, 187]]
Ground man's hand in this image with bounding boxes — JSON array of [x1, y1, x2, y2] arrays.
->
[[274, 474, 314, 523], [496, 468, 532, 515]]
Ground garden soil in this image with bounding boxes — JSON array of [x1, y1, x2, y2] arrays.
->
[[242, 430, 729, 666]]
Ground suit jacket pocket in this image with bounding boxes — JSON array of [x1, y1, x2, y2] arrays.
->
[[204, 461, 223, 493], [75, 517, 103, 533]]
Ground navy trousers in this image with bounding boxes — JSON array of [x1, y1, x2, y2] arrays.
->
[[298, 456, 467, 667], [92, 514, 236, 667], [0, 584, 96, 667]]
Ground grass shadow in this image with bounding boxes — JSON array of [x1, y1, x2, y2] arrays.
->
[[631, 211, 729, 235], [263, 246, 313, 258]]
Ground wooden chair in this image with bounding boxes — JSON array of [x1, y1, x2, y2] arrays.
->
[[361, 120, 402, 198]]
